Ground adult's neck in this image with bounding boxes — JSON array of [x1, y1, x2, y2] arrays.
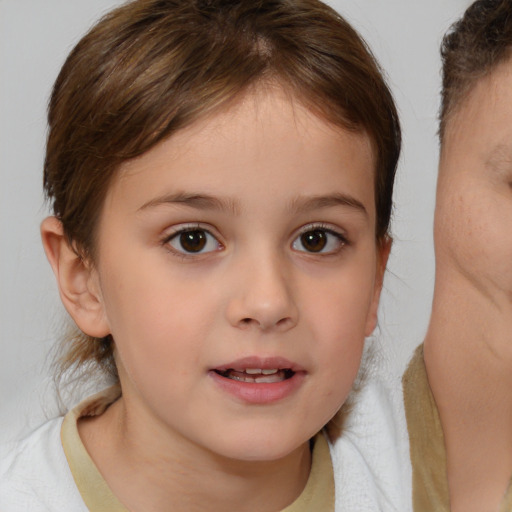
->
[[424, 265, 512, 512]]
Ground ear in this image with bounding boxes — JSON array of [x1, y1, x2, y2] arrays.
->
[[364, 236, 392, 336], [41, 216, 110, 338]]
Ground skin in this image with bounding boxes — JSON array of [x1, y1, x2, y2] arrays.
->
[[42, 88, 389, 512], [424, 59, 512, 512]]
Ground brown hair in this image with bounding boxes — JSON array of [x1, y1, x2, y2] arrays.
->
[[44, 0, 400, 378], [439, 0, 512, 140]]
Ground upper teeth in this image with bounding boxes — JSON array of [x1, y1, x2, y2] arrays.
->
[[244, 369, 279, 375]]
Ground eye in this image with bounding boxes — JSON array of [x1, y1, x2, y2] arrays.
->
[[167, 228, 221, 254], [292, 227, 346, 254]]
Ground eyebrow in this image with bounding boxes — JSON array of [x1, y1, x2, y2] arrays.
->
[[289, 193, 368, 216], [138, 192, 239, 215], [138, 191, 368, 217]]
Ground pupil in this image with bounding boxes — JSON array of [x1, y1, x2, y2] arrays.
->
[[301, 230, 326, 252], [180, 231, 206, 252]]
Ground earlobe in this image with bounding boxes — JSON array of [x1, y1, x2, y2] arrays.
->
[[41, 216, 110, 338], [364, 237, 392, 336]]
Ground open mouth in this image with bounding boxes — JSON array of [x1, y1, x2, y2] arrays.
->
[[210, 361, 304, 403], [214, 368, 295, 384]]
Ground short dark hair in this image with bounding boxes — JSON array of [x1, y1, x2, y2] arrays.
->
[[439, 0, 512, 140]]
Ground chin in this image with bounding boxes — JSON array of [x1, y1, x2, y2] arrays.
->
[[209, 431, 312, 463]]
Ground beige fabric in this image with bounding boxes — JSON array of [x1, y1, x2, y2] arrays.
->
[[282, 433, 334, 512], [61, 386, 334, 511], [499, 482, 512, 512], [404, 345, 512, 512], [402, 345, 450, 512], [61, 385, 126, 511]]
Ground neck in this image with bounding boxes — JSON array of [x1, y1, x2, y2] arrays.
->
[[424, 266, 512, 512], [79, 397, 311, 512]]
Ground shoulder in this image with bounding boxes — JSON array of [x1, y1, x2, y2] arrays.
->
[[0, 417, 87, 512], [329, 345, 413, 512], [402, 344, 450, 511]]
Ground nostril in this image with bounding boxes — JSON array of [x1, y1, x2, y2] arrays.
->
[[237, 316, 294, 331], [237, 318, 256, 330]]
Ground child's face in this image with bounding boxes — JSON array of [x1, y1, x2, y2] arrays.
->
[[87, 88, 386, 461]]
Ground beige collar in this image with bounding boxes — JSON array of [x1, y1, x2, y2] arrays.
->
[[403, 344, 450, 512], [61, 385, 334, 511]]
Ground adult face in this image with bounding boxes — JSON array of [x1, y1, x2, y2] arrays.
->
[[435, 58, 512, 306]]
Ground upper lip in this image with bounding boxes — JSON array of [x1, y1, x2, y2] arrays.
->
[[212, 356, 305, 373]]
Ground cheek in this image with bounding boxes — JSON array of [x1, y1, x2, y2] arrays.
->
[[437, 189, 512, 290], [99, 261, 212, 377], [313, 259, 377, 332], [307, 317, 364, 426], [471, 210, 512, 289], [110, 297, 208, 406], [301, 264, 375, 371]]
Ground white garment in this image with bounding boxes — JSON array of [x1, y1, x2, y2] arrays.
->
[[0, 372, 411, 511], [0, 417, 88, 512], [330, 365, 412, 511]]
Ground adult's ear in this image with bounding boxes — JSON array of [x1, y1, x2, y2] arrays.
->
[[41, 216, 110, 338], [364, 236, 392, 337]]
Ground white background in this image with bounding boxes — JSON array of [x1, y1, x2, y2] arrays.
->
[[0, 0, 470, 441]]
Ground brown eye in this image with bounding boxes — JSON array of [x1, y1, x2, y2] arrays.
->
[[168, 229, 220, 254], [300, 230, 327, 252], [180, 230, 206, 252], [292, 227, 345, 254]]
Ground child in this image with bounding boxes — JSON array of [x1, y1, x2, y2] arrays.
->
[[0, 0, 400, 510]]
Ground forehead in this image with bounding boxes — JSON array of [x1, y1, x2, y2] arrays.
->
[[441, 58, 512, 175], [94, 87, 378, 244], [114, 88, 376, 205]]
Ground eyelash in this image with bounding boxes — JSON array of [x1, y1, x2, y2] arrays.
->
[[161, 223, 349, 259], [292, 223, 349, 255], [162, 224, 223, 259]]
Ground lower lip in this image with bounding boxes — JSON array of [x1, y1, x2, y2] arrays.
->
[[209, 371, 306, 404]]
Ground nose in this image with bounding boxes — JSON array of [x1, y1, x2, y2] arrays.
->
[[225, 252, 299, 333]]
